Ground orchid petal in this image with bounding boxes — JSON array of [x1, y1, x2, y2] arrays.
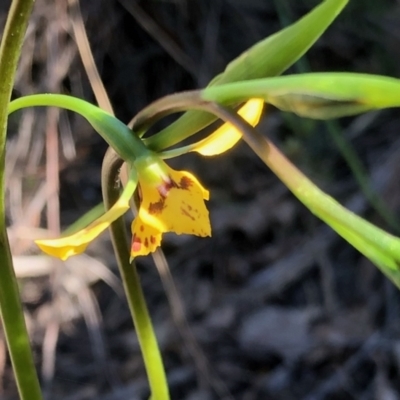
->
[[192, 98, 264, 156]]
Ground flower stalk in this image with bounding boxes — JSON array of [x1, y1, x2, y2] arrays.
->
[[0, 0, 43, 399], [102, 149, 170, 400]]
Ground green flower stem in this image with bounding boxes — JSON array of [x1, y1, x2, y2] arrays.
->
[[0, 0, 43, 399], [102, 149, 170, 400], [8, 94, 149, 162]]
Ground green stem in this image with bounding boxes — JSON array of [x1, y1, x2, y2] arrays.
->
[[9, 94, 149, 162], [101, 149, 170, 400], [0, 0, 43, 399]]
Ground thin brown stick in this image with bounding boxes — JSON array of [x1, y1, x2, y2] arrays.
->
[[152, 249, 234, 400], [45, 106, 60, 236], [68, 0, 113, 113], [118, 0, 197, 77]]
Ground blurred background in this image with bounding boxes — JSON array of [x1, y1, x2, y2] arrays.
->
[[4, 0, 400, 399]]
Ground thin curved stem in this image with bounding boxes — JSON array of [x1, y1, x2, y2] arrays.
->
[[9, 94, 148, 162], [130, 91, 267, 154], [0, 0, 43, 399], [131, 91, 204, 136], [101, 149, 170, 400]]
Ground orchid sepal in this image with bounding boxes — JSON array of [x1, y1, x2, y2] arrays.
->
[[35, 168, 138, 260]]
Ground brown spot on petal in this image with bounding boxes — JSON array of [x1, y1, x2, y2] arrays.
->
[[140, 225, 144, 232], [150, 236, 156, 244], [149, 198, 165, 214], [181, 207, 195, 221], [144, 238, 149, 248], [179, 176, 193, 190]]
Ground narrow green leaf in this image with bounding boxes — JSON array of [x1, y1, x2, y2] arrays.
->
[[245, 135, 400, 290], [326, 218, 400, 287], [202, 73, 400, 118], [145, 0, 349, 151], [210, 0, 348, 86]]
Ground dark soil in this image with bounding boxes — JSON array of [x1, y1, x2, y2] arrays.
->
[[4, 0, 400, 399]]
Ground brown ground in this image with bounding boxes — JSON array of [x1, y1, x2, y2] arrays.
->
[[4, 0, 400, 399]]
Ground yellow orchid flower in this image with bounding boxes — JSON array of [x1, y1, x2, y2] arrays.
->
[[131, 158, 210, 258], [35, 99, 264, 260]]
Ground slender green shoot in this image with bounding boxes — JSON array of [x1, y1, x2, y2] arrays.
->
[[102, 150, 170, 400], [0, 0, 43, 399]]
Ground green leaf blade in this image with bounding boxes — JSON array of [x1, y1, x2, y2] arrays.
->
[[210, 0, 349, 85], [146, 0, 349, 151], [202, 73, 400, 118]]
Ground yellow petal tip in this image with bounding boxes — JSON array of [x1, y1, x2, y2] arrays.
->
[[35, 239, 87, 261], [194, 98, 264, 156]]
